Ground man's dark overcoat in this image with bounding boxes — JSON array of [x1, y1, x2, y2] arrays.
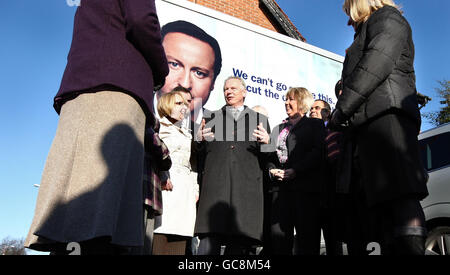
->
[[194, 106, 269, 242]]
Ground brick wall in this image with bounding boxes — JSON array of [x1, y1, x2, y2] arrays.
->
[[186, 0, 278, 32]]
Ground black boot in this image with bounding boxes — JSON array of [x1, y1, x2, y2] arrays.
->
[[394, 235, 426, 255], [393, 226, 427, 255]]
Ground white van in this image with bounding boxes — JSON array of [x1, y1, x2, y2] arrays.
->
[[418, 122, 450, 255]]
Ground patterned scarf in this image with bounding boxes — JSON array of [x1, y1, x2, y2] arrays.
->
[[276, 120, 292, 164]]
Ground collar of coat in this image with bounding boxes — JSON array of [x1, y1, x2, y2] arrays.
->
[[159, 116, 191, 137], [280, 115, 310, 132]]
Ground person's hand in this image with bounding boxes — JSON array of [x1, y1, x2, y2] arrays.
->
[[253, 123, 270, 144], [329, 109, 348, 131], [161, 178, 173, 191], [196, 119, 214, 141], [270, 169, 296, 181], [270, 169, 284, 181]]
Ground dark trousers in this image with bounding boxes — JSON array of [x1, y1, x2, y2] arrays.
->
[[197, 234, 258, 255], [320, 166, 345, 255], [269, 190, 321, 255], [320, 206, 344, 255]]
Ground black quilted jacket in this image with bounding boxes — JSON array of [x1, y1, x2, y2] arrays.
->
[[336, 6, 421, 129]]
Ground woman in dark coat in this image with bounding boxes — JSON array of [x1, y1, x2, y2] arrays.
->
[[330, 0, 428, 255], [264, 87, 326, 255]]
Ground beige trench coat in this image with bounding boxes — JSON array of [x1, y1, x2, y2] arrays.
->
[[153, 117, 198, 237]]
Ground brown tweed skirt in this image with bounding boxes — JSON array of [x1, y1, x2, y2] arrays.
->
[[25, 91, 146, 251]]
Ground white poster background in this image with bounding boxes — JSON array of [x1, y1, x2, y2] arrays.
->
[[156, 0, 344, 128]]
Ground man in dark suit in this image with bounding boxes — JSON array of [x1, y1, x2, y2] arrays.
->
[[310, 99, 344, 255], [194, 76, 270, 255]]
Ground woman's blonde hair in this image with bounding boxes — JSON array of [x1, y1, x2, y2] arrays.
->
[[343, 0, 399, 24], [285, 87, 314, 115], [157, 91, 187, 118]]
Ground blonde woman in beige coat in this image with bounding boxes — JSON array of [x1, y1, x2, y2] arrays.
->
[[152, 88, 199, 255]]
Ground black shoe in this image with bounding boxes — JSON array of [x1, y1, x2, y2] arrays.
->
[[393, 235, 425, 255]]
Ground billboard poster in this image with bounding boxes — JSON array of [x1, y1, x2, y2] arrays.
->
[[156, 0, 344, 128]]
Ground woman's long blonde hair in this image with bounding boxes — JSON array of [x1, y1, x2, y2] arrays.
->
[[343, 0, 399, 24]]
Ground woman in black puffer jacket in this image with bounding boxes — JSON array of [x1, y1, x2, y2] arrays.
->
[[330, 0, 429, 255]]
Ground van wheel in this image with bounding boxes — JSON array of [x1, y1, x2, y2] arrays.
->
[[425, 226, 450, 255]]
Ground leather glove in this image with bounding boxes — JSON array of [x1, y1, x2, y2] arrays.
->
[[329, 108, 349, 131]]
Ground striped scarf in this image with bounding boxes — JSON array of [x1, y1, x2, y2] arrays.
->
[[325, 129, 342, 163]]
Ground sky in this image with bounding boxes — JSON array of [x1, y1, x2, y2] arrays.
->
[[0, 0, 449, 253]]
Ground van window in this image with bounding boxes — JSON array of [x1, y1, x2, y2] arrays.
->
[[419, 132, 450, 171]]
